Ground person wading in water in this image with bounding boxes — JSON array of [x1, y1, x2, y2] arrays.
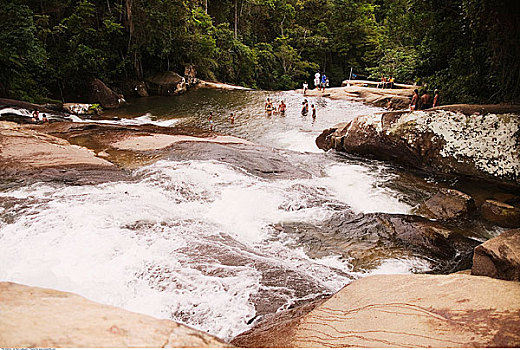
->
[[301, 99, 309, 115], [278, 100, 287, 115]]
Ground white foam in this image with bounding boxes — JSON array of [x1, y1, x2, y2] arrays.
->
[[0, 107, 32, 117], [321, 163, 412, 214], [0, 107, 69, 120], [78, 113, 179, 127], [0, 155, 416, 339], [367, 258, 432, 275]]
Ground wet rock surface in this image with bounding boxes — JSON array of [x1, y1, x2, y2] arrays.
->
[[317, 106, 520, 187], [415, 188, 475, 221], [232, 274, 520, 348], [279, 210, 480, 274], [0, 121, 127, 185], [0, 120, 314, 184], [481, 199, 520, 228], [472, 229, 520, 281], [302, 85, 413, 110], [165, 142, 314, 180], [0, 282, 230, 348], [149, 232, 346, 325]]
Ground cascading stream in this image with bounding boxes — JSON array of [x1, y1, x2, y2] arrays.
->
[[0, 90, 436, 340]]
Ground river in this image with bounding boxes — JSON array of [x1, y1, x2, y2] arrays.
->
[[0, 89, 488, 340]]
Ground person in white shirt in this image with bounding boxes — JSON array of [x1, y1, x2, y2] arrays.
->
[[314, 71, 321, 89]]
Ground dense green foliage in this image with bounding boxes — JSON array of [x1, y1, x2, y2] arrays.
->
[[0, 0, 518, 103]]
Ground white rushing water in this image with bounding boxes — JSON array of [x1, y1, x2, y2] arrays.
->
[[0, 91, 428, 340]]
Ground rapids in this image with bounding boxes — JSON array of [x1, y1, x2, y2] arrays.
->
[[0, 89, 461, 340]]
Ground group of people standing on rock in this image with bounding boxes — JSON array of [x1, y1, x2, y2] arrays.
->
[[303, 71, 329, 95], [410, 89, 440, 111]]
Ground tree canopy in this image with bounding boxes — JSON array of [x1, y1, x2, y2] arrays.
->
[[0, 0, 518, 104]]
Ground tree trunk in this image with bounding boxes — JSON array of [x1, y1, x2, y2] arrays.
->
[[234, 0, 238, 39], [204, 0, 208, 14]]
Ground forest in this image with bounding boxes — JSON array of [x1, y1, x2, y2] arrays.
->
[[0, 0, 518, 104]]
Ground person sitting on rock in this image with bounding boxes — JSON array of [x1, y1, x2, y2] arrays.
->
[[433, 89, 440, 107], [420, 93, 432, 110], [388, 76, 395, 89], [410, 89, 419, 111], [380, 76, 387, 89]]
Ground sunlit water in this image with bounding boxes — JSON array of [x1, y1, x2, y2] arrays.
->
[[1, 89, 436, 340]]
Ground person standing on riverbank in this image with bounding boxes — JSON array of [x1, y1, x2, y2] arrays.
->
[[311, 104, 316, 120], [229, 113, 235, 124], [321, 73, 327, 92], [208, 112, 214, 130], [314, 71, 321, 89], [303, 81, 309, 95]]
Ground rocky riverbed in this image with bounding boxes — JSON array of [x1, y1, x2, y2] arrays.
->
[[1, 95, 520, 347]]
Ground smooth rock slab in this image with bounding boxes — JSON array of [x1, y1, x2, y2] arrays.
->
[[472, 229, 520, 281], [0, 282, 230, 348], [232, 274, 520, 348]]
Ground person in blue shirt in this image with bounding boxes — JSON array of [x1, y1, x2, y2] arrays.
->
[[321, 73, 327, 92]]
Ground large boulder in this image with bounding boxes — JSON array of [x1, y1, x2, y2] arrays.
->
[[184, 64, 198, 86], [472, 229, 520, 281], [0, 282, 230, 348], [146, 71, 186, 96], [481, 199, 520, 228], [232, 274, 520, 348], [88, 78, 126, 109], [415, 188, 475, 221], [317, 106, 520, 187]]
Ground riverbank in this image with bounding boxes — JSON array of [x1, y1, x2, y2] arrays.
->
[[300, 84, 415, 110]]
